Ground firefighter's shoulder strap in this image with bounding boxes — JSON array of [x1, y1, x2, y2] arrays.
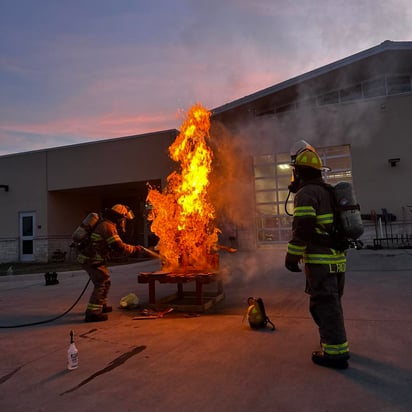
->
[[307, 181, 340, 234]]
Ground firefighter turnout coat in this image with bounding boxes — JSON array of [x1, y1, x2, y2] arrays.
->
[[287, 179, 346, 269], [77, 219, 138, 265]]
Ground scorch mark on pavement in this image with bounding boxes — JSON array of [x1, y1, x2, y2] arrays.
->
[[60, 345, 146, 395]]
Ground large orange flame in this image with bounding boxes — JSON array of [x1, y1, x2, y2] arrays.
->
[[147, 104, 219, 271]]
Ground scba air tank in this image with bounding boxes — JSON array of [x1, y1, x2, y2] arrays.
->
[[72, 212, 100, 242], [334, 182, 364, 240]]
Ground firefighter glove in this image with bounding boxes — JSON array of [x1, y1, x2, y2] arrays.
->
[[285, 253, 302, 272]]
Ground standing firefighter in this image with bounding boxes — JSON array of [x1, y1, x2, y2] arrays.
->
[[77, 204, 142, 323], [285, 141, 350, 369]]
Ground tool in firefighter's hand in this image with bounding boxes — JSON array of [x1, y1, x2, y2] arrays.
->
[[140, 246, 161, 259], [216, 244, 237, 253], [132, 307, 174, 320]]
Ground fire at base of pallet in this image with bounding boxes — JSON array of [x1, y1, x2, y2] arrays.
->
[[141, 244, 236, 267], [162, 251, 219, 274]]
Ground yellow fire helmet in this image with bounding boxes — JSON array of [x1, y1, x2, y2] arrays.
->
[[293, 149, 323, 170], [111, 204, 135, 220]]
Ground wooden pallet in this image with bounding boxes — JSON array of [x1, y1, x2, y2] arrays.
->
[[137, 271, 224, 312]]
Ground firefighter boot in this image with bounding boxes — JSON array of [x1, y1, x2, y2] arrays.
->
[[312, 351, 349, 369], [85, 311, 108, 323]]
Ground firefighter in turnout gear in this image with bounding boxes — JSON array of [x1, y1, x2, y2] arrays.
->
[[78, 204, 143, 323], [285, 141, 350, 369]]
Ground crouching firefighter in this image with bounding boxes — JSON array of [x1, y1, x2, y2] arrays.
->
[[77, 204, 143, 323], [284, 141, 350, 369]]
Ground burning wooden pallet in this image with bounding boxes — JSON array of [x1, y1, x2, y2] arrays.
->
[[137, 270, 224, 312]]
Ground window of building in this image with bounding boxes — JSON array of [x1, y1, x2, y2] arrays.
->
[[254, 144, 352, 244], [363, 77, 386, 98], [256, 73, 412, 119], [296, 97, 317, 109], [276, 103, 296, 114], [387, 75, 412, 95], [340, 84, 362, 102], [317, 91, 339, 106]]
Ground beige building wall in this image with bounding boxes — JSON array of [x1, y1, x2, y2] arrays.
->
[[349, 94, 412, 218], [0, 130, 178, 263], [256, 93, 412, 220], [47, 130, 176, 190], [0, 151, 48, 235], [211, 92, 412, 248], [0, 151, 49, 262]]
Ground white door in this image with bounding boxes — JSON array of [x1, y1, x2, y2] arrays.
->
[[19, 212, 36, 262]]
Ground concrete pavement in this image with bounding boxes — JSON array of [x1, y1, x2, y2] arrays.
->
[[1, 248, 411, 412]]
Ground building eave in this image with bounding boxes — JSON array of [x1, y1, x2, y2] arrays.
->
[[211, 40, 412, 116], [0, 128, 180, 159]]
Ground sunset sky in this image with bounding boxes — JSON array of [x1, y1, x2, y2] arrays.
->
[[1, 0, 412, 155]]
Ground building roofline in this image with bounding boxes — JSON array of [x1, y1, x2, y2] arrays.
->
[[0, 129, 179, 159], [211, 40, 412, 115]]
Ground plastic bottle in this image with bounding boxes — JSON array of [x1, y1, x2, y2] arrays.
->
[[67, 330, 79, 370]]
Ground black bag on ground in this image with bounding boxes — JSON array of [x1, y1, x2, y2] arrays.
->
[[245, 297, 275, 331]]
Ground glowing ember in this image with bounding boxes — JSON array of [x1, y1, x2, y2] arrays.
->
[[147, 104, 220, 271]]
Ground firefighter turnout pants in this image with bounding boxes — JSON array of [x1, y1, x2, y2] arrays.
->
[[304, 263, 349, 357], [83, 263, 111, 314]]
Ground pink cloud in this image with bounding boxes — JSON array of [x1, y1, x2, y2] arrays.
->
[[1, 110, 176, 138]]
